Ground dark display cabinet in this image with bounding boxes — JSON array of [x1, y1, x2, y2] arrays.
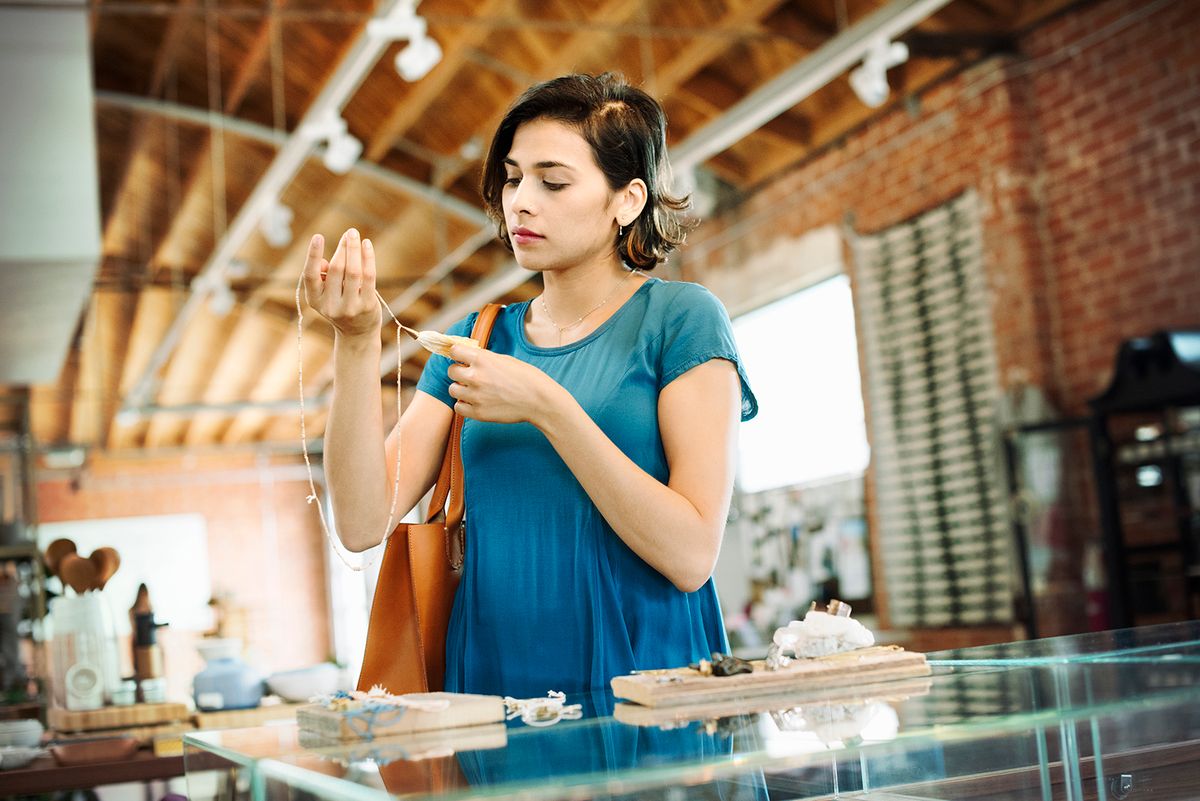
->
[[1089, 331, 1200, 629]]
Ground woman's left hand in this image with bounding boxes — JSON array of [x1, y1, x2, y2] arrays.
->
[[446, 344, 563, 425]]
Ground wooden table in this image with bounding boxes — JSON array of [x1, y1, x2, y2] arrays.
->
[[0, 748, 184, 795]]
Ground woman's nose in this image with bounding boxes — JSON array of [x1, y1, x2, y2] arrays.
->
[[509, 177, 534, 215]]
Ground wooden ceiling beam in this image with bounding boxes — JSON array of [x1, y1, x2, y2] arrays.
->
[[675, 84, 808, 158], [223, 3, 283, 118], [741, 56, 956, 186], [100, 0, 196, 249], [652, 0, 794, 93], [67, 291, 138, 449]]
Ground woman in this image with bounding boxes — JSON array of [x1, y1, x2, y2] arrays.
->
[[304, 73, 757, 697]]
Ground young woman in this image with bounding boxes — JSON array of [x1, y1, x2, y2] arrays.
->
[[304, 73, 757, 697]]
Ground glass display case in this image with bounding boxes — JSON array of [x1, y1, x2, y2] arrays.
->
[[184, 622, 1200, 801]]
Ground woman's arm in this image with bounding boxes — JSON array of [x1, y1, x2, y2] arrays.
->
[[327, 369, 454, 552], [446, 345, 740, 591], [305, 229, 454, 552], [537, 359, 740, 591]]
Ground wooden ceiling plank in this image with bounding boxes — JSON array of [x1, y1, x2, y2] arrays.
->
[[142, 307, 239, 449], [67, 291, 138, 449], [223, 2, 285, 117], [675, 85, 804, 159], [741, 57, 956, 186], [100, 0, 196, 249], [183, 312, 291, 445], [652, 0, 794, 93]]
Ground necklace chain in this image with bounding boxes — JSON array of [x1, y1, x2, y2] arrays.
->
[[540, 269, 638, 345]]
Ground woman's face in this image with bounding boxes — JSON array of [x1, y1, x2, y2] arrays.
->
[[501, 118, 626, 273]]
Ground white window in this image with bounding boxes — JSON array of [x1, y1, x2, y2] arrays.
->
[[734, 274, 870, 493]]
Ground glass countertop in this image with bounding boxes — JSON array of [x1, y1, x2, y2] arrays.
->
[[184, 622, 1200, 801], [926, 620, 1200, 665]]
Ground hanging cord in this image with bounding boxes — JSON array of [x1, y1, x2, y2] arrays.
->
[[294, 254, 479, 570]]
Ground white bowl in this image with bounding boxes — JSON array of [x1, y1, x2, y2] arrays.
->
[[0, 745, 45, 769], [266, 663, 344, 702], [196, 637, 243, 662], [0, 720, 43, 748]]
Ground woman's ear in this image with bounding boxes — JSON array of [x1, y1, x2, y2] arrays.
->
[[617, 178, 649, 227]]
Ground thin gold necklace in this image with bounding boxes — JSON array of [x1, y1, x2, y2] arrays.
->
[[540, 269, 638, 345]]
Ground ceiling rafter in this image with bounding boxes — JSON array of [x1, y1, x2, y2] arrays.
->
[[374, 0, 963, 378], [364, 0, 800, 379], [113, 0, 413, 432], [100, 0, 195, 247]]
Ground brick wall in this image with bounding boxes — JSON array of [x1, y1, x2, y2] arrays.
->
[[687, 0, 1198, 635], [1026, 0, 1200, 410], [37, 452, 330, 702]]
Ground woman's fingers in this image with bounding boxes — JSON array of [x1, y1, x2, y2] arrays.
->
[[327, 229, 348, 302], [302, 234, 326, 304], [344, 228, 363, 296], [362, 237, 377, 295]]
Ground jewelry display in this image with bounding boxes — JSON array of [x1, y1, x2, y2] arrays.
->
[[503, 691, 583, 727]]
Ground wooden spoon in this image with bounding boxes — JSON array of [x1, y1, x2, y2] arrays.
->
[[44, 538, 77, 577], [58, 553, 99, 595], [89, 547, 121, 590]]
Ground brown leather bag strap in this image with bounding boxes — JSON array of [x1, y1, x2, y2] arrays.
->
[[423, 303, 504, 527]]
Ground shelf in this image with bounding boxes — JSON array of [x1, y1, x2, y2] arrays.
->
[[0, 542, 39, 561]]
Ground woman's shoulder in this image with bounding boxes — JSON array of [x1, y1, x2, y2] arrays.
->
[[642, 276, 728, 318], [643, 280, 734, 326]]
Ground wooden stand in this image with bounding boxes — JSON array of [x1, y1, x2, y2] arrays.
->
[[610, 645, 930, 708], [296, 692, 504, 741], [49, 702, 189, 733], [614, 675, 933, 728]]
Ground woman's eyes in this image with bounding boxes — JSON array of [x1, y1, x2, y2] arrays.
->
[[503, 176, 567, 191]]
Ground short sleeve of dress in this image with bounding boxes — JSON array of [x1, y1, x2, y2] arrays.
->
[[415, 312, 478, 409], [659, 284, 758, 422]]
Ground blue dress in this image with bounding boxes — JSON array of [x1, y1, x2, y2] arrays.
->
[[416, 276, 757, 697]]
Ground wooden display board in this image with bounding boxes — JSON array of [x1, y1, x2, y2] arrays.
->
[[296, 692, 504, 741], [192, 702, 304, 731], [610, 645, 930, 708], [614, 675, 933, 728], [49, 702, 189, 733]]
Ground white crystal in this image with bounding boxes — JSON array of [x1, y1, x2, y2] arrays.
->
[[772, 610, 874, 659]]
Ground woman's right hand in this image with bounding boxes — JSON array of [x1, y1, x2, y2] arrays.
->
[[302, 228, 382, 339]]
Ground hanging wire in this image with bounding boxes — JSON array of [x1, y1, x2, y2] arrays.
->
[[205, 0, 228, 246], [270, 1, 286, 136], [166, 43, 184, 296]]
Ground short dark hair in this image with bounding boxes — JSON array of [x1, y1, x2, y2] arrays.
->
[[480, 73, 691, 271]]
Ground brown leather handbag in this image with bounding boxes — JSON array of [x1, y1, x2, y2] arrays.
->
[[357, 303, 503, 694]]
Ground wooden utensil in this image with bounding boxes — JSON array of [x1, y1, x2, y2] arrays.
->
[[58, 553, 100, 594], [89, 547, 121, 590], [43, 538, 77, 577]]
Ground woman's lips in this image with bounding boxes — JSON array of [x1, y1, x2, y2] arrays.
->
[[511, 227, 543, 245]]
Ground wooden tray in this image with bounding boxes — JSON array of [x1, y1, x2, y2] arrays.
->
[[610, 645, 930, 708], [614, 675, 933, 728], [193, 702, 304, 731], [49, 703, 189, 733], [298, 722, 508, 762], [296, 692, 504, 741]]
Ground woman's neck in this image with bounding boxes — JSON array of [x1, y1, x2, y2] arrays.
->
[[540, 256, 631, 323]]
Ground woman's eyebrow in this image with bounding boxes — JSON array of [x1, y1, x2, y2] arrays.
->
[[503, 157, 576, 171]]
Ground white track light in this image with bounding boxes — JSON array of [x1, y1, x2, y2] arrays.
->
[[849, 39, 909, 108]]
